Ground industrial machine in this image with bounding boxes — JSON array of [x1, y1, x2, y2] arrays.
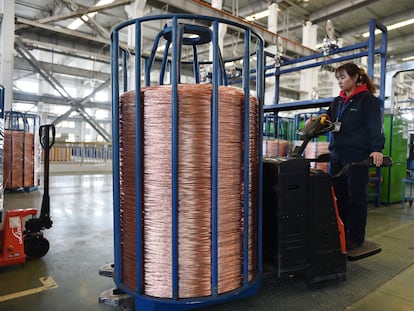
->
[[0, 124, 55, 266], [262, 115, 392, 282]]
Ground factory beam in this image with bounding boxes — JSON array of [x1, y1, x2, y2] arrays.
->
[[14, 57, 110, 81], [57, 0, 111, 39], [15, 17, 109, 47], [20, 37, 110, 63], [153, 0, 317, 57], [52, 78, 112, 142], [305, 0, 380, 26], [15, 37, 111, 141], [15, 37, 72, 99], [15, 0, 132, 31], [13, 91, 111, 110]]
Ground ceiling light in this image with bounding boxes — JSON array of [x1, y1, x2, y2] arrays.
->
[[68, 18, 85, 30], [245, 10, 269, 21], [402, 55, 414, 62], [402, 112, 413, 121], [67, 0, 114, 30], [361, 18, 414, 37], [68, 12, 97, 30], [95, 0, 116, 6]]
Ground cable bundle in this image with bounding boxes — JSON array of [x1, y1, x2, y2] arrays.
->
[[3, 130, 39, 190], [118, 84, 259, 298], [262, 138, 289, 157], [305, 141, 330, 172]]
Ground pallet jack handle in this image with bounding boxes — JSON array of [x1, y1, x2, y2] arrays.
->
[[292, 114, 334, 158], [25, 124, 55, 233], [331, 156, 393, 178], [38, 124, 55, 225]]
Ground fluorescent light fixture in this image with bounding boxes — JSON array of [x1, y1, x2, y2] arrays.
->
[[402, 55, 414, 62], [68, 13, 97, 30], [402, 112, 413, 121], [362, 18, 414, 37], [245, 10, 269, 21], [67, 0, 114, 30], [68, 19, 84, 30], [95, 0, 117, 6]]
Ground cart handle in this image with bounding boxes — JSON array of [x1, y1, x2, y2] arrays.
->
[[39, 124, 55, 149], [332, 156, 393, 178]]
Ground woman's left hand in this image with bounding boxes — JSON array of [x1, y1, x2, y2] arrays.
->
[[370, 151, 383, 167]]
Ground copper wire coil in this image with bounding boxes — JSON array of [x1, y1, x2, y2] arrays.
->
[[305, 141, 330, 172], [119, 94, 138, 291], [118, 84, 259, 299], [246, 96, 259, 281], [262, 138, 288, 157], [3, 130, 39, 190]]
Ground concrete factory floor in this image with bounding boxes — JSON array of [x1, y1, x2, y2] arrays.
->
[[0, 173, 414, 311]]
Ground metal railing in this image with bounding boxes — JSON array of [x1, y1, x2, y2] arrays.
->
[[46, 142, 112, 164]]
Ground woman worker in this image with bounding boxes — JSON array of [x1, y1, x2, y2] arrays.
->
[[325, 62, 385, 251]]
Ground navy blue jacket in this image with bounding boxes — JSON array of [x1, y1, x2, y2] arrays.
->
[[327, 91, 385, 163]]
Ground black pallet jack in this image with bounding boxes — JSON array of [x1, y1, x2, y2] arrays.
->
[[262, 115, 392, 283], [25, 124, 56, 258], [0, 124, 55, 266]]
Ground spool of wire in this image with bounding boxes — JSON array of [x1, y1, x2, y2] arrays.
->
[[110, 14, 264, 310], [262, 138, 288, 157], [305, 141, 329, 172], [119, 84, 259, 298]]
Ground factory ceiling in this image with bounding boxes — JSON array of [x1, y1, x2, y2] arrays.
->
[[14, 0, 414, 59], [10, 0, 414, 127]]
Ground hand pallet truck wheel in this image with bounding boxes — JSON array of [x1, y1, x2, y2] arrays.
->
[[24, 234, 50, 258]]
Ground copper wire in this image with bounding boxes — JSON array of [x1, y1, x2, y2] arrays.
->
[[246, 95, 259, 282], [262, 138, 288, 157], [3, 130, 38, 190], [119, 91, 140, 291], [118, 84, 259, 298], [305, 141, 329, 172]]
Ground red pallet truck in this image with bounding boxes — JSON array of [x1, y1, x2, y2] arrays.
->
[[0, 124, 55, 266]]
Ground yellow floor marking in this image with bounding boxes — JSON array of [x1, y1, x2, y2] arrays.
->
[[0, 276, 58, 302]]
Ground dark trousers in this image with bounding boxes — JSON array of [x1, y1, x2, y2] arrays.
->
[[330, 160, 369, 244]]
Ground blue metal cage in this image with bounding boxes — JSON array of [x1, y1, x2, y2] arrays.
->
[[110, 14, 264, 310], [263, 18, 387, 206]]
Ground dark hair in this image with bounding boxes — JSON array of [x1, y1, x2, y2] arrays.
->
[[335, 62, 376, 93]]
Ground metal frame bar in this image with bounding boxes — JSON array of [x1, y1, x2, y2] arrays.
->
[[264, 18, 387, 207], [134, 20, 144, 295], [110, 29, 121, 287], [170, 16, 180, 300], [211, 19, 219, 296], [265, 18, 387, 113], [242, 27, 251, 286]]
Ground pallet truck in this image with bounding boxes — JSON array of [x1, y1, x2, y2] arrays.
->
[[0, 124, 55, 266], [262, 115, 392, 283]]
